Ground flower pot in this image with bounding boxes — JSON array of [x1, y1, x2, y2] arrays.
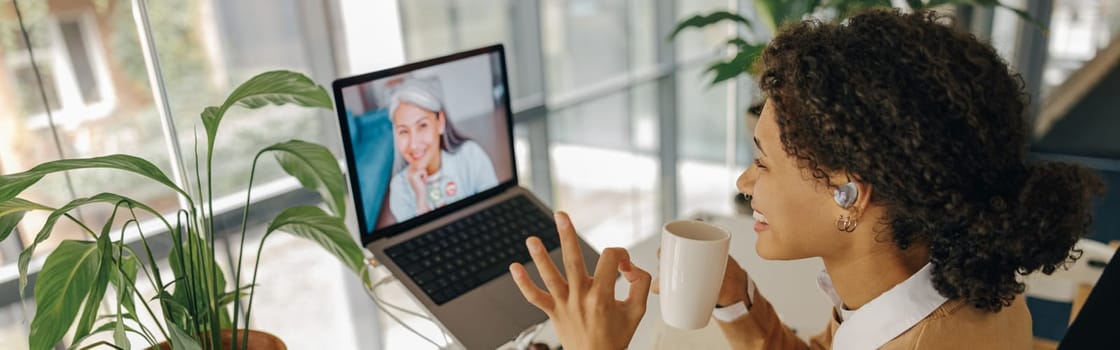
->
[[147, 329, 286, 350]]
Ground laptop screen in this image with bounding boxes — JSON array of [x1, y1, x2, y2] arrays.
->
[[333, 45, 516, 243]]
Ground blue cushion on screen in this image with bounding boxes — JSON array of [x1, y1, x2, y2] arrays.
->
[[346, 108, 395, 233]]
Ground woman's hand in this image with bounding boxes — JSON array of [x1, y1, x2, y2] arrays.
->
[[510, 212, 652, 350], [405, 165, 431, 212], [653, 250, 751, 307]]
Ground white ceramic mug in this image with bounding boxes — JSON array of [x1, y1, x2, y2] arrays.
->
[[659, 219, 731, 329]]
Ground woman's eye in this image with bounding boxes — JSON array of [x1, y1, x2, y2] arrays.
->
[[753, 158, 767, 169]]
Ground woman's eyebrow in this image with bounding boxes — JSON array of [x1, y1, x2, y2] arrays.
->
[[754, 137, 767, 157]]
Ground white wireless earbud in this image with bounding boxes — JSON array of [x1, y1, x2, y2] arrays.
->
[[833, 182, 859, 209]]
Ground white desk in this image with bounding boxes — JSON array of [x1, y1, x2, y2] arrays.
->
[[525, 213, 831, 349]]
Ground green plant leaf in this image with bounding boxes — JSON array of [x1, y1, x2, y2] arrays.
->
[[0, 210, 25, 244], [704, 43, 765, 85], [28, 240, 101, 350], [168, 322, 203, 350], [67, 320, 144, 350], [72, 224, 116, 345], [110, 251, 139, 322], [165, 224, 227, 337], [724, 37, 750, 50], [0, 198, 51, 242], [267, 206, 365, 275], [264, 140, 347, 218], [218, 285, 254, 306], [200, 70, 333, 157], [17, 193, 164, 303], [156, 288, 200, 337], [0, 155, 187, 203], [113, 318, 130, 350], [669, 11, 752, 39]]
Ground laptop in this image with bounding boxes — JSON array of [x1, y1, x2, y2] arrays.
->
[[332, 44, 600, 349]]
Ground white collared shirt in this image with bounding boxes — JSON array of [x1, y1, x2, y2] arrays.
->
[[816, 263, 949, 350]]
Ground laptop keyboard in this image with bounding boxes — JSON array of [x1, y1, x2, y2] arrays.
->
[[384, 195, 561, 305]]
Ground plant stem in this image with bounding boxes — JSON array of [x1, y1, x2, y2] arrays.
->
[[192, 138, 213, 348], [172, 210, 203, 338], [124, 214, 180, 342], [241, 236, 270, 348], [232, 153, 265, 350], [120, 245, 159, 298], [126, 207, 167, 301], [119, 221, 160, 349], [64, 213, 98, 237], [198, 131, 221, 350], [113, 254, 171, 343]]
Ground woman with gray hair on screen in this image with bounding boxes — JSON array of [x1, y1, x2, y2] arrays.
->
[[387, 77, 499, 221]]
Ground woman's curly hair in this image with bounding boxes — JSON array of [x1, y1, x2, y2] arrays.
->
[[758, 9, 1106, 312]]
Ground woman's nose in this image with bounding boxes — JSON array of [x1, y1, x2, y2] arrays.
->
[[737, 164, 759, 196]]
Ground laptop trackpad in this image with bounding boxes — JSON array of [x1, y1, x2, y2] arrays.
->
[[487, 248, 584, 330], [487, 272, 549, 330]]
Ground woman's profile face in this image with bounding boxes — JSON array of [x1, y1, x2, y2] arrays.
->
[[392, 102, 445, 170], [737, 99, 852, 260]]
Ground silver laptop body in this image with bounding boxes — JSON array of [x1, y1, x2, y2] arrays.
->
[[333, 45, 598, 349]]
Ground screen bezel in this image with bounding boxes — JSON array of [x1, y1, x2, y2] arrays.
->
[[332, 44, 518, 246]]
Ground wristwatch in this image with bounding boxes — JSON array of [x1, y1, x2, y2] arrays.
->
[[712, 277, 755, 322]]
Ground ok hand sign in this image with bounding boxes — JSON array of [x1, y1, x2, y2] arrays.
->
[[509, 212, 652, 350]]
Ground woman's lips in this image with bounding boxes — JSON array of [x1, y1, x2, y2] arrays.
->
[[753, 211, 769, 232]]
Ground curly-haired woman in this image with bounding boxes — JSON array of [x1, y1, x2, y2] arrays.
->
[[509, 8, 1106, 349]]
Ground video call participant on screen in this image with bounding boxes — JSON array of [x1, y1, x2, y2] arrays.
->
[[387, 78, 499, 221]]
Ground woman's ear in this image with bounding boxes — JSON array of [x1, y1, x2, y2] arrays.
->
[[849, 180, 873, 216], [829, 174, 873, 215]]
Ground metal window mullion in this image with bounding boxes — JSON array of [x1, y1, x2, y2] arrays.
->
[[723, 0, 741, 202], [655, 0, 679, 222], [303, 2, 385, 348], [297, 0, 346, 155], [511, 0, 554, 205], [131, 0, 193, 209], [1013, 0, 1053, 125]]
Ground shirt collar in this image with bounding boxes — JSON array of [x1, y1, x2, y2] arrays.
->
[[816, 263, 948, 350]]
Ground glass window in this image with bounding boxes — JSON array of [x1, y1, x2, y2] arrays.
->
[[398, 0, 528, 100], [0, 0, 343, 345], [12, 64, 62, 115], [1026, 0, 1119, 157], [231, 232, 367, 349], [989, 0, 1026, 61], [542, 0, 629, 95], [1041, 0, 1118, 99], [59, 18, 102, 104], [677, 65, 737, 217], [549, 83, 660, 249], [0, 303, 29, 348], [3, 13, 114, 127], [514, 123, 534, 191], [0, 4, 177, 261], [145, 0, 330, 200], [675, 0, 735, 62]]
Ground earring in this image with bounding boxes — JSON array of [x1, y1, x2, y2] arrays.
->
[[835, 215, 859, 232]]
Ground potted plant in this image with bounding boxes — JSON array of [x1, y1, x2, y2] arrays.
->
[[669, 0, 1039, 215], [670, 0, 1039, 86], [0, 70, 369, 350]]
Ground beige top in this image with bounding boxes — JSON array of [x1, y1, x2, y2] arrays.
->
[[716, 274, 1033, 349]]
